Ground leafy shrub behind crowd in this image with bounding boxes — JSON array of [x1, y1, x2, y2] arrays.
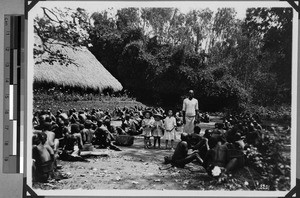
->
[[244, 127, 291, 191], [243, 105, 291, 124]]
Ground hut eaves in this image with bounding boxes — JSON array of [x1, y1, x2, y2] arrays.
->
[[34, 36, 123, 92]]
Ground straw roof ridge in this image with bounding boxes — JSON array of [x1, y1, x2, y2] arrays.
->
[[34, 35, 123, 92]]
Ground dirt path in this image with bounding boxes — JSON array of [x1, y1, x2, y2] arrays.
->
[[49, 138, 210, 190]]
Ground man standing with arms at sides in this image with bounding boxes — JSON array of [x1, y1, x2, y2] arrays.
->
[[182, 90, 199, 134]]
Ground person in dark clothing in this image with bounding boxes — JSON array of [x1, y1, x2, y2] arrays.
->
[[103, 119, 117, 138], [245, 126, 261, 146], [188, 126, 209, 159], [188, 126, 202, 148], [171, 133, 203, 168], [93, 120, 121, 151], [121, 114, 139, 135]]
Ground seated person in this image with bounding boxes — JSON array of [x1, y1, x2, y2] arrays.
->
[[38, 112, 49, 128], [32, 132, 54, 182], [103, 119, 117, 137], [78, 112, 87, 124], [46, 109, 56, 122], [94, 120, 121, 151], [211, 123, 226, 139], [66, 124, 83, 150], [188, 126, 209, 159], [203, 129, 213, 139], [225, 128, 240, 144], [32, 111, 41, 129], [61, 124, 84, 158], [188, 126, 202, 148], [53, 118, 68, 149], [58, 112, 70, 126], [133, 112, 142, 127], [245, 125, 261, 146], [32, 133, 40, 146], [63, 134, 77, 153], [204, 136, 228, 169], [59, 134, 88, 162], [42, 122, 59, 154], [204, 134, 244, 174], [171, 133, 203, 168], [204, 128, 222, 150], [232, 133, 245, 150], [90, 116, 98, 130], [201, 112, 210, 123], [121, 114, 139, 135], [81, 120, 95, 150], [226, 133, 245, 171]]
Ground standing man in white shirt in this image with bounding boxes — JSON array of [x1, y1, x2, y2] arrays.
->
[[182, 90, 199, 134]]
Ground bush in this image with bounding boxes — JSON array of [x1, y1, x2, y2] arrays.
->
[[244, 128, 290, 191], [243, 104, 291, 124]]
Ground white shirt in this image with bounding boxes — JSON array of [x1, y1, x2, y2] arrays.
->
[[164, 116, 176, 131], [182, 98, 198, 117]]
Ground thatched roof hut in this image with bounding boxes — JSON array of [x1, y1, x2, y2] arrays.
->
[[34, 36, 123, 92]]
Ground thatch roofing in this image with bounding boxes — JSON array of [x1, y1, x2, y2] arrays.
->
[[34, 36, 123, 92]]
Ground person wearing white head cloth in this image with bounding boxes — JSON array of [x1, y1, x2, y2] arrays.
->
[[182, 90, 199, 134]]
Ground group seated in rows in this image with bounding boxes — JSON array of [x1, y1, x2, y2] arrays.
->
[[32, 107, 265, 181], [31, 106, 185, 182], [168, 112, 264, 176]]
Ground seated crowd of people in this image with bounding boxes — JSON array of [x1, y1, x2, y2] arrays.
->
[[169, 112, 263, 177], [31, 106, 184, 182], [32, 106, 263, 182]]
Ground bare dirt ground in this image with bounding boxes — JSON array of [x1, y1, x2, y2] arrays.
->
[[46, 138, 210, 190]]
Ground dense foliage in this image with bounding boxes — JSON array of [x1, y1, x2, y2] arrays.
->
[[244, 128, 291, 190], [34, 7, 292, 112]]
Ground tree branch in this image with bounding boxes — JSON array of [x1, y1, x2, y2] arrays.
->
[[41, 7, 61, 23]]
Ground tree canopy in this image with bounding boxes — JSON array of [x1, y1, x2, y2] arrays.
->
[[34, 6, 293, 112]]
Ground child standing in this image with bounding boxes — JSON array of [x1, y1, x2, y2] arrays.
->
[[152, 113, 164, 149], [163, 110, 177, 150], [175, 111, 184, 139], [142, 110, 154, 149]]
